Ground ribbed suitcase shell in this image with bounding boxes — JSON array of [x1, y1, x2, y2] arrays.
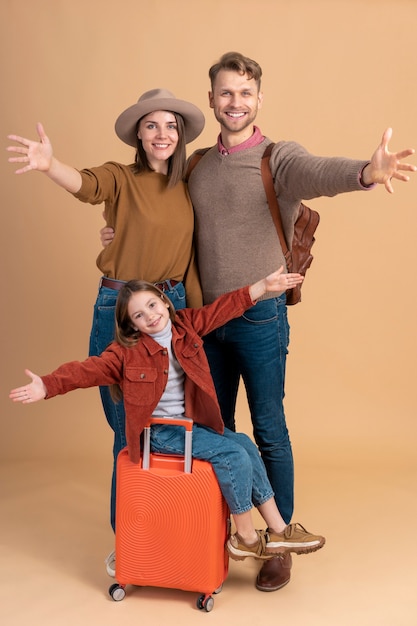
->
[[114, 418, 229, 600]]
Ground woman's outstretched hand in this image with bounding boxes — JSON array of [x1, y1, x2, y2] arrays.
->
[[7, 123, 53, 175]]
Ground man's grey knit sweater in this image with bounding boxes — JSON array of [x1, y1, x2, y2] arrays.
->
[[188, 137, 370, 304]]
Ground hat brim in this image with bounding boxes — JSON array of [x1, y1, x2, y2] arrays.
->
[[115, 97, 205, 146]]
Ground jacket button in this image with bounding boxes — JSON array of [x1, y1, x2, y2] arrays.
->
[[164, 369, 168, 375], [194, 343, 198, 348], [162, 349, 168, 356], [140, 373, 145, 379]]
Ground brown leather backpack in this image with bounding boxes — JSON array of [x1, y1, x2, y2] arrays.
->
[[261, 143, 320, 304]]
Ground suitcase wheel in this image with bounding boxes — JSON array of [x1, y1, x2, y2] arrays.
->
[[109, 583, 126, 602], [196, 594, 214, 612]]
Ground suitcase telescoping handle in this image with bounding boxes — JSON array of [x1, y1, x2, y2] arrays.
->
[[142, 416, 193, 473]]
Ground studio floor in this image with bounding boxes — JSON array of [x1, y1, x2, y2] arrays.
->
[[2, 458, 416, 626]]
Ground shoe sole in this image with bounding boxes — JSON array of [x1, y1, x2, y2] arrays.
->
[[255, 576, 291, 592], [266, 537, 326, 556], [228, 551, 275, 561], [227, 542, 282, 561]]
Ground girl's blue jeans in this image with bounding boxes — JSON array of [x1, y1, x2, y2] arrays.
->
[[150, 424, 274, 515], [88, 279, 186, 532]]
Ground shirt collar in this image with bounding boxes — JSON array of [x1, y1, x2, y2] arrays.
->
[[217, 126, 264, 155]]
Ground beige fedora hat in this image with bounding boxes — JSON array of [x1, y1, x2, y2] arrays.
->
[[115, 88, 205, 147]]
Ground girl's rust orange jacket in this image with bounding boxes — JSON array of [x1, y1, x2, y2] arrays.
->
[[41, 286, 254, 463]]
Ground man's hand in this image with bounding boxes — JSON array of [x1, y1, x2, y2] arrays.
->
[[100, 226, 115, 247], [362, 128, 416, 193]]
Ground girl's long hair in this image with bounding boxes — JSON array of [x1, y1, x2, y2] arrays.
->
[[110, 280, 176, 402], [132, 112, 187, 187]]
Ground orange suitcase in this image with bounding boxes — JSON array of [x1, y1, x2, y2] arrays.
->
[[108, 417, 230, 612]]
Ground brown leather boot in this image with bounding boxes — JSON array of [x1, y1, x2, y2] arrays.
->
[[255, 553, 292, 591]]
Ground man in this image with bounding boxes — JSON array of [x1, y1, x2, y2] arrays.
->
[[101, 51, 415, 591], [186, 51, 415, 592]]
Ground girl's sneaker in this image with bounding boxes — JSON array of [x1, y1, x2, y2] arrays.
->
[[227, 523, 325, 561], [265, 523, 325, 555], [227, 529, 271, 561]]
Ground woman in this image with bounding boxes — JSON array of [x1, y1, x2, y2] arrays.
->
[[7, 90, 205, 552], [10, 266, 325, 564]]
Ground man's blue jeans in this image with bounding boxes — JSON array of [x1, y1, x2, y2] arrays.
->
[[88, 279, 186, 531], [203, 294, 294, 524], [150, 424, 274, 515]]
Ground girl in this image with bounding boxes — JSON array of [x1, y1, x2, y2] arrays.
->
[[10, 266, 325, 563]]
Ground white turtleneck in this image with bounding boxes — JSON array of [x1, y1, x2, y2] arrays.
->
[[151, 319, 185, 418]]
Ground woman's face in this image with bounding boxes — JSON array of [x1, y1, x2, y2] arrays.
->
[[128, 290, 171, 335], [137, 110, 179, 173]]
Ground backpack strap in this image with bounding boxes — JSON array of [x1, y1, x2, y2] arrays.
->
[[260, 143, 292, 268], [185, 147, 212, 182]]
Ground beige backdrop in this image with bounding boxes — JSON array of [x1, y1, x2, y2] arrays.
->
[[1, 0, 416, 472]]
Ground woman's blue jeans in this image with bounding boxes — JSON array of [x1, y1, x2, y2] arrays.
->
[[88, 279, 186, 531], [203, 294, 294, 524], [150, 424, 274, 515]]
